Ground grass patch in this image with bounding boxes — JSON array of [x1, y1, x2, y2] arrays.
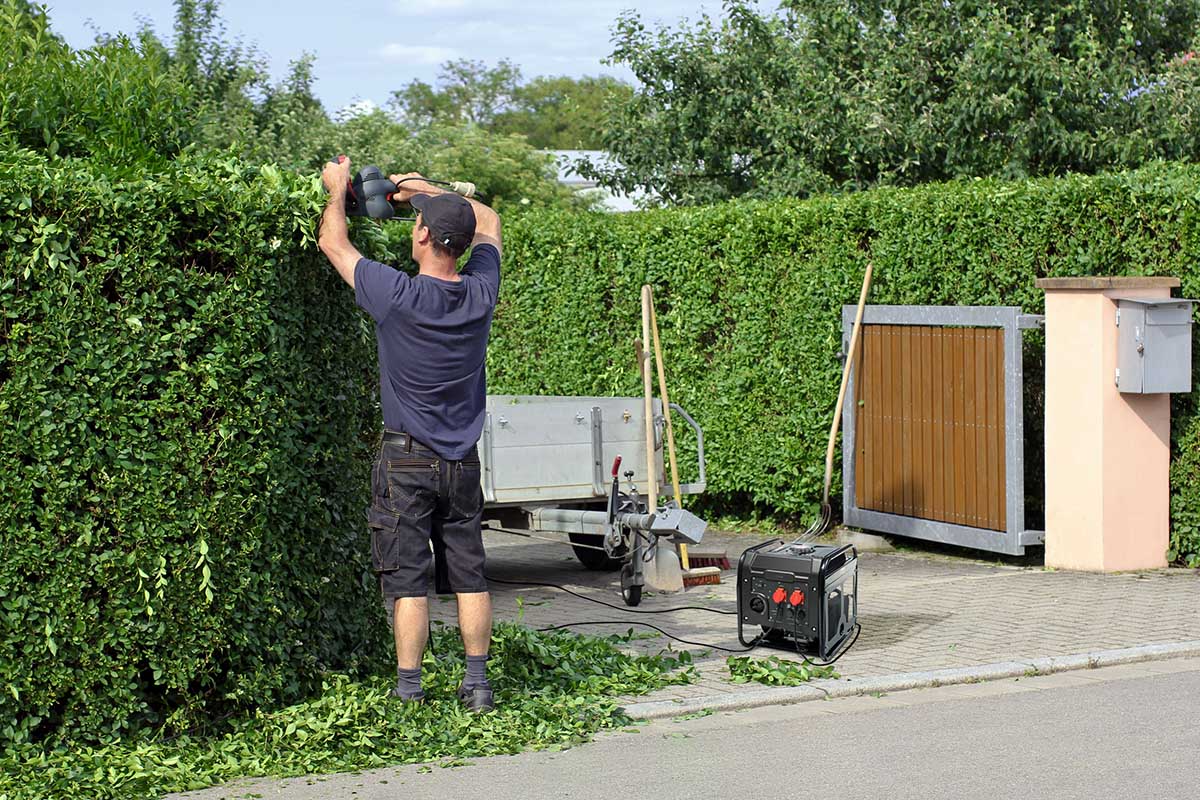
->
[[727, 655, 837, 686], [0, 623, 693, 800]]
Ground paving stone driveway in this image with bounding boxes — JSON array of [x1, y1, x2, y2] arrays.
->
[[427, 529, 1200, 706]]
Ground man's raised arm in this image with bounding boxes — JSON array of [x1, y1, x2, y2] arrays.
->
[[319, 157, 365, 288]]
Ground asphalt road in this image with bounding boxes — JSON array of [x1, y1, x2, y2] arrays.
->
[[176, 658, 1200, 800]]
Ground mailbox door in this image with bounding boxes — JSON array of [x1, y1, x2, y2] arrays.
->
[[1144, 305, 1193, 394]]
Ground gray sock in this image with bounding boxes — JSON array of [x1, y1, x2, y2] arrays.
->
[[463, 654, 490, 690], [395, 666, 423, 699]]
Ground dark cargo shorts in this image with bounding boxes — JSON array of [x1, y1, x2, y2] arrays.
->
[[368, 431, 488, 600]]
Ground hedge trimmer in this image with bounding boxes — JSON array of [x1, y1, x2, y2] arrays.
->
[[328, 156, 477, 221]]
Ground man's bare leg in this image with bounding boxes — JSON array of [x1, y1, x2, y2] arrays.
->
[[393, 596, 429, 669], [456, 591, 493, 656]]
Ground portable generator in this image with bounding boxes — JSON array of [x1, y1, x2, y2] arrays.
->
[[736, 539, 858, 659]]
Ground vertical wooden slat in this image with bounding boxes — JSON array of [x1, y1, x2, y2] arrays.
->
[[969, 328, 979, 527], [895, 326, 906, 515], [954, 328, 969, 526], [854, 323, 865, 510], [941, 329, 954, 525], [978, 329, 991, 530], [859, 326, 868, 513], [941, 328, 954, 526], [868, 326, 878, 513], [972, 328, 986, 527], [945, 329, 956, 524], [922, 326, 935, 519], [880, 325, 892, 514], [984, 331, 993, 532], [921, 326, 931, 520], [975, 329, 990, 529], [890, 325, 904, 514], [870, 325, 883, 512], [969, 329, 982, 528], [899, 325, 913, 516], [929, 328, 943, 523], [876, 325, 890, 513]]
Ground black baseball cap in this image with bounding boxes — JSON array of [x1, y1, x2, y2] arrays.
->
[[410, 193, 476, 251]]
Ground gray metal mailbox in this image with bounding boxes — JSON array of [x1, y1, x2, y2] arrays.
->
[[1114, 297, 1197, 394]]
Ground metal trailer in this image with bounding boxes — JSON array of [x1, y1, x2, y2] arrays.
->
[[478, 395, 708, 605]]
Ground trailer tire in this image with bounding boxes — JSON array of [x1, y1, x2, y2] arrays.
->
[[569, 532, 623, 571]]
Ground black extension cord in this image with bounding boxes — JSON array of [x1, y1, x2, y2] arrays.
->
[[486, 574, 860, 665]]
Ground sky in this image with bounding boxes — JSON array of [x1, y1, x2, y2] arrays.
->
[[44, 1, 781, 116]]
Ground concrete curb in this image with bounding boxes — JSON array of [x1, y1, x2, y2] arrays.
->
[[621, 640, 1200, 720]]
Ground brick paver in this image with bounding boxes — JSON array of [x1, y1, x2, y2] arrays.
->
[[426, 529, 1200, 707]]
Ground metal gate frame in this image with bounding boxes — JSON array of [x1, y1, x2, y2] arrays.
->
[[841, 305, 1045, 556]]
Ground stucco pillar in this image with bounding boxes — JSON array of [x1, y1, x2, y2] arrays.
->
[[1036, 277, 1179, 571]]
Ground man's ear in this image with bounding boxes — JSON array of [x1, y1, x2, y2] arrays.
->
[[413, 223, 431, 246]]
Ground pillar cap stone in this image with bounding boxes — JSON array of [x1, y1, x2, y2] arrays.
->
[[1035, 276, 1179, 290]]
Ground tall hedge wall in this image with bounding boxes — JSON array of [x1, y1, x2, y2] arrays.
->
[[5, 155, 1200, 749], [489, 164, 1200, 565], [0, 152, 385, 746]]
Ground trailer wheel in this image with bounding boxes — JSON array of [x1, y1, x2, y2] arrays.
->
[[568, 532, 623, 571], [622, 583, 642, 607]]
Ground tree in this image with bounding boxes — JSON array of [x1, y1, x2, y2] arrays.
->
[[390, 59, 523, 129], [390, 60, 633, 150], [587, 0, 1200, 204], [492, 75, 633, 149]]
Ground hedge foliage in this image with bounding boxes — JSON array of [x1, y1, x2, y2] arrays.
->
[[488, 163, 1200, 564], [5, 153, 1200, 753], [0, 150, 390, 747]]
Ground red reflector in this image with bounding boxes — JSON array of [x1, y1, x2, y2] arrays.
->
[[789, 590, 805, 606], [772, 587, 787, 604]]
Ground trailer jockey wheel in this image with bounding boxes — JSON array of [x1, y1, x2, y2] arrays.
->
[[620, 561, 642, 607], [568, 532, 625, 571]]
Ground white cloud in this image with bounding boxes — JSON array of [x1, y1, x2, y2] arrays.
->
[[376, 43, 460, 64], [390, 0, 470, 14]]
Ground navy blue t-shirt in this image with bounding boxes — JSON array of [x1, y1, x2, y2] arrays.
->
[[354, 243, 500, 460]]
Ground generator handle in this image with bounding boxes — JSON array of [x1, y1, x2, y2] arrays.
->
[[669, 402, 706, 495], [819, 544, 858, 581]]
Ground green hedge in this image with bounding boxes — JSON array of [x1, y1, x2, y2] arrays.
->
[[488, 164, 1200, 564], [0, 151, 388, 747], [5, 154, 1200, 750]]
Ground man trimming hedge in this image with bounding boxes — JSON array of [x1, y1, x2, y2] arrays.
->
[[319, 157, 502, 712]]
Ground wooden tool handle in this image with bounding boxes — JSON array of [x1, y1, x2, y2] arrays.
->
[[647, 290, 689, 569], [641, 285, 658, 507], [823, 261, 874, 506]]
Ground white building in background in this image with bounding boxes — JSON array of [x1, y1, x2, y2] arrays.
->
[[545, 150, 653, 212]]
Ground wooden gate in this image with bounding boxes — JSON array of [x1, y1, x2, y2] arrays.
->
[[841, 306, 1044, 555]]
